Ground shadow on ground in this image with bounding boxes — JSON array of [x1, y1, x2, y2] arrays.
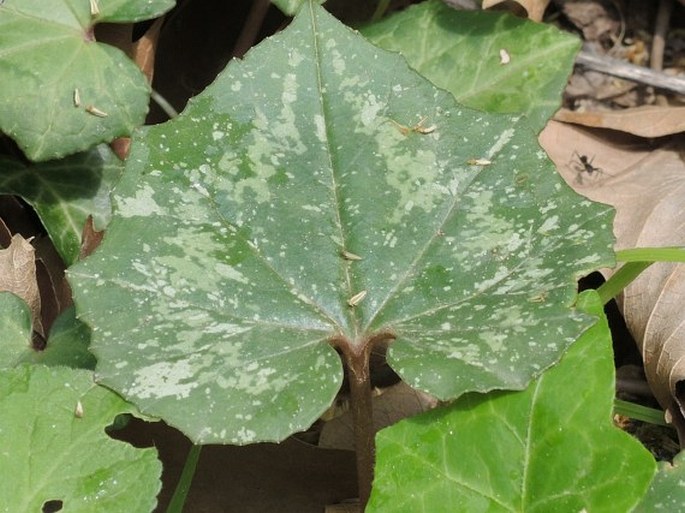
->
[[114, 418, 358, 512]]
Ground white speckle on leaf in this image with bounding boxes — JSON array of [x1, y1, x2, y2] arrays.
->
[[331, 49, 346, 75], [302, 204, 322, 213], [288, 49, 304, 67], [360, 93, 384, 126], [314, 114, 326, 142], [117, 185, 165, 218], [215, 263, 249, 284], [538, 215, 559, 233], [129, 359, 198, 399], [487, 128, 515, 158], [282, 73, 297, 104], [235, 426, 256, 443]]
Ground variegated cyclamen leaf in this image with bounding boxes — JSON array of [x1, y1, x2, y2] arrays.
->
[[69, 2, 614, 444]]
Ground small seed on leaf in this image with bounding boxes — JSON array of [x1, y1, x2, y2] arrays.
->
[[74, 400, 84, 418], [341, 250, 362, 261], [414, 121, 436, 135], [73, 88, 80, 108], [515, 173, 529, 186], [499, 48, 511, 65], [347, 290, 367, 307], [529, 292, 547, 303], [86, 105, 108, 118], [389, 116, 435, 136]]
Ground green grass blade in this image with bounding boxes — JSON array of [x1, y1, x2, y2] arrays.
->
[[166, 445, 202, 513], [614, 399, 670, 428]]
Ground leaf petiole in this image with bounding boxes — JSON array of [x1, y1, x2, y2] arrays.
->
[[596, 247, 685, 304]]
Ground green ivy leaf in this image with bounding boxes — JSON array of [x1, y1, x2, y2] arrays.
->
[[0, 0, 173, 161], [0, 292, 32, 366], [362, 0, 580, 131], [0, 145, 123, 265], [634, 451, 685, 512], [69, 2, 614, 443], [0, 365, 161, 512], [368, 290, 656, 512]]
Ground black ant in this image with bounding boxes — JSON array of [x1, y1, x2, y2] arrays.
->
[[571, 151, 604, 184]]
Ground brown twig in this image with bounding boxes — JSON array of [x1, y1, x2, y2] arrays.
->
[[576, 45, 685, 95]]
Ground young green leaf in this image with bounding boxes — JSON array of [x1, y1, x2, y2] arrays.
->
[[0, 0, 173, 160], [0, 365, 161, 512], [69, 2, 614, 444], [0, 292, 32, 366], [367, 290, 656, 512], [0, 145, 123, 265], [362, 0, 581, 131]]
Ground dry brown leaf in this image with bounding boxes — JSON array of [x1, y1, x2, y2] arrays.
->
[[132, 18, 164, 85], [540, 120, 685, 431], [34, 235, 72, 327], [555, 106, 685, 138], [319, 382, 438, 451], [110, 137, 131, 161], [0, 234, 43, 336], [79, 215, 105, 260], [557, 1, 621, 42], [482, 0, 549, 21]]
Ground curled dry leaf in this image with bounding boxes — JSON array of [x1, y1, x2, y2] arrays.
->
[[79, 216, 105, 260], [132, 18, 164, 85], [481, 0, 550, 21], [558, 1, 621, 42], [540, 120, 685, 430], [33, 237, 67, 334], [0, 234, 43, 337], [555, 106, 685, 138]]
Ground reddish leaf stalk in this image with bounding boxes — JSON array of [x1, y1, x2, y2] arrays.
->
[[334, 329, 395, 508], [343, 342, 374, 507]]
